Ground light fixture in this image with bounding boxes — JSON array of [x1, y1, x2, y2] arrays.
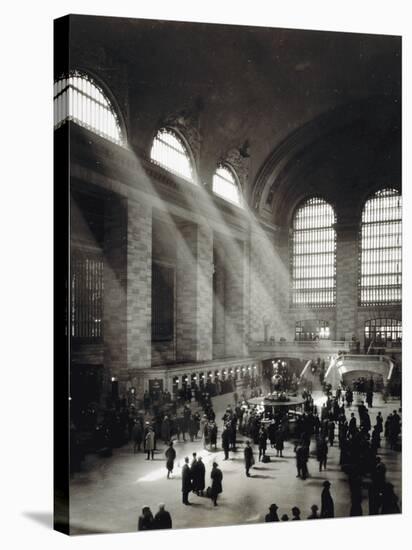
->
[[111, 377, 116, 382]]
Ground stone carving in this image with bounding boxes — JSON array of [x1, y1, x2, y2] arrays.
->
[[161, 107, 202, 164], [220, 143, 250, 189]]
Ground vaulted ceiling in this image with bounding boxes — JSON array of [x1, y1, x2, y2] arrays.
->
[[61, 14, 401, 221]]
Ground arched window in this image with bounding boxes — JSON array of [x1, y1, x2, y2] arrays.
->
[[53, 71, 124, 145], [360, 188, 401, 305], [291, 197, 336, 307], [364, 318, 402, 349], [150, 128, 195, 183], [212, 165, 242, 206]]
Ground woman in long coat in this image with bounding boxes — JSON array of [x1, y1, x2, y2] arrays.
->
[[210, 462, 223, 506]]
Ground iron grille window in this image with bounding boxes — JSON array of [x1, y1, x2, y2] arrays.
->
[[212, 165, 242, 206], [364, 318, 402, 347], [53, 71, 124, 145], [150, 128, 195, 183], [152, 262, 174, 341], [360, 188, 402, 305], [295, 320, 330, 341], [71, 249, 104, 340], [291, 197, 336, 307]]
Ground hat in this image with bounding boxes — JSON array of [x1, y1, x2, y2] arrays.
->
[[269, 504, 278, 511], [323, 480, 331, 487], [212, 461, 218, 467]]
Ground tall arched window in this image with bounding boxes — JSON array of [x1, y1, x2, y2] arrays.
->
[[53, 71, 124, 145], [291, 197, 336, 307], [360, 188, 402, 305], [150, 128, 195, 183], [212, 165, 242, 206]]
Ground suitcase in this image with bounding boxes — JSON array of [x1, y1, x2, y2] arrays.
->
[[262, 455, 271, 463]]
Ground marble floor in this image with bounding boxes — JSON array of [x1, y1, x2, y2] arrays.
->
[[69, 391, 401, 535]]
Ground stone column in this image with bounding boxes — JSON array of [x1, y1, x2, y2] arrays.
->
[[104, 196, 152, 397], [176, 222, 213, 362], [336, 222, 358, 341]]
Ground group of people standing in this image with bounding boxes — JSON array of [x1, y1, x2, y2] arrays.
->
[[264, 480, 334, 522]]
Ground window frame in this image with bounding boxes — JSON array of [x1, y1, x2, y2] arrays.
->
[[212, 163, 242, 206], [150, 127, 196, 184], [358, 187, 402, 307], [290, 196, 337, 308]]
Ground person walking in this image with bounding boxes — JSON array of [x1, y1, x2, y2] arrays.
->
[[210, 462, 223, 506], [165, 441, 176, 479], [244, 440, 254, 477], [153, 504, 172, 529], [321, 480, 334, 518], [181, 456, 192, 505]]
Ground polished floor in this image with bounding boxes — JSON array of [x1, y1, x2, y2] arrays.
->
[[69, 391, 401, 534]]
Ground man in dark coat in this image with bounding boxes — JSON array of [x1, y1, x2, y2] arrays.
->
[[321, 480, 334, 518], [265, 503, 279, 522], [244, 440, 254, 477], [258, 428, 267, 461], [348, 413, 357, 436], [194, 456, 206, 496], [222, 425, 230, 460], [165, 441, 176, 479], [209, 421, 218, 449], [153, 504, 172, 529], [181, 456, 192, 505], [317, 436, 328, 472], [295, 443, 309, 480], [210, 462, 223, 506], [131, 420, 143, 453]]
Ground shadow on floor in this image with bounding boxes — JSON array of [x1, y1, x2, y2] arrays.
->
[[23, 511, 53, 529]]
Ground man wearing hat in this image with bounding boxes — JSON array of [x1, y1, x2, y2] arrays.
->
[[265, 504, 279, 522], [153, 503, 172, 529], [181, 456, 192, 505], [210, 461, 223, 506], [321, 480, 335, 518], [244, 440, 254, 477], [307, 504, 320, 519]]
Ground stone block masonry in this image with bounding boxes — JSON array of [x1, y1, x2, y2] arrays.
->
[[176, 222, 213, 362], [103, 196, 152, 395]]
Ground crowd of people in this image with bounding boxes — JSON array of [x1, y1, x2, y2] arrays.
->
[[72, 367, 402, 530]]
